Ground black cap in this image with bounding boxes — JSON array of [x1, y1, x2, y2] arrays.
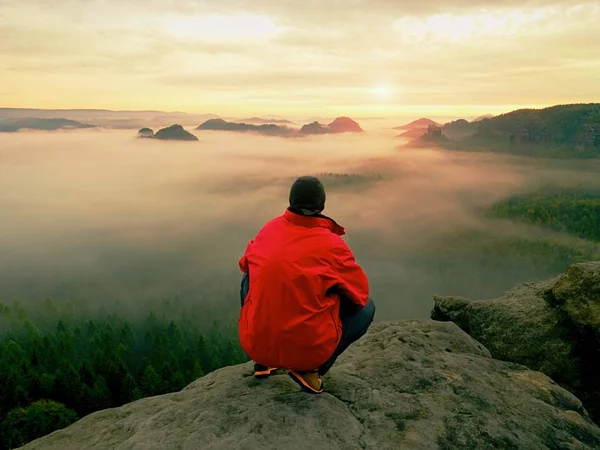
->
[[289, 176, 326, 213]]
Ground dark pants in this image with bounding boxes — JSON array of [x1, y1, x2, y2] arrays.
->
[[240, 273, 376, 375]]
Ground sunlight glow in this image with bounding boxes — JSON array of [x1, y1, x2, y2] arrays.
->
[[372, 85, 392, 98], [1, 1, 599, 114]]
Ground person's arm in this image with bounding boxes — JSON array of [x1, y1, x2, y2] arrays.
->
[[331, 237, 369, 307], [240, 272, 249, 306], [239, 240, 253, 306], [240, 220, 271, 273], [239, 240, 254, 273]]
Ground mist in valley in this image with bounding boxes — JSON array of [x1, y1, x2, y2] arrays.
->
[[1, 126, 599, 321]]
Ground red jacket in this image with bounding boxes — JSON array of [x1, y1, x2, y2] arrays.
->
[[238, 209, 369, 371]]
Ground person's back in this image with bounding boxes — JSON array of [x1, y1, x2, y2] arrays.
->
[[238, 176, 375, 393]]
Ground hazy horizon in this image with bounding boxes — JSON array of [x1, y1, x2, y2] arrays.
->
[[0, 106, 487, 125], [1, 1, 599, 117]]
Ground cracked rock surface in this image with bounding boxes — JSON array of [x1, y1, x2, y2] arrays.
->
[[20, 320, 600, 450]]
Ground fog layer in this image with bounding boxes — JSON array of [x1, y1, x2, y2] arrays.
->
[[1, 127, 599, 319]]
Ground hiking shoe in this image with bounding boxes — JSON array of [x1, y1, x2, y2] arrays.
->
[[288, 369, 324, 394], [254, 363, 278, 378]]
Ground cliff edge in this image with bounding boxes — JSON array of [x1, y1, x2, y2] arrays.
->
[[20, 319, 600, 449]]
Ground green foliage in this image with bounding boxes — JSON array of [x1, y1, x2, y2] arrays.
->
[[421, 124, 450, 144], [490, 189, 600, 242], [0, 303, 248, 448], [0, 400, 78, 449], [432, 103, 600, 158]]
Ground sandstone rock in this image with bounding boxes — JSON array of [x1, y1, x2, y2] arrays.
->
[[327, 117, 363, 133], [432, 261, 600, 424], [153, 124, 198, 141], [552, 261, 600, 329], [431, 278, 577, 389], [299, 121, 328, 135], [19, 320, 600, 450], [137, 127, 154, 138]]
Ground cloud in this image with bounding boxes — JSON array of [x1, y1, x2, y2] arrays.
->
[[0, 0, 598, 113]]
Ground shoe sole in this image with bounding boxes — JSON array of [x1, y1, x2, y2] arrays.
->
[[254, 368, 278, 378], [288, 370, 323, 394]]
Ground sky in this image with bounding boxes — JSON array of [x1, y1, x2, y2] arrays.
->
[[1, 0, 600, 117]]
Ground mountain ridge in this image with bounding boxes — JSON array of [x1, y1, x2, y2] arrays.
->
[[0, 118, 95, 132], [415, 103, 600, 157]]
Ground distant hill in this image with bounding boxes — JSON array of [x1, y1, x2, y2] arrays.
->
[[442, 119, 476, 140], [299, 121, 329, 135], [398, 120, 474, 140], [0, 118, 95, 132], [240, 117, 293, 125], [416, 104, 600, 158], [394, 118, 440, 130], [328, 116, 363, 133], [472, 114, 494, 122], [396, 127, 427, 139], [196, 119, 292, 136], [300, 117, 364, 135], [137, 128, 155, 138], [197, 117, 364, 137], [416, 125, 452, 146], [142, 124, 198, 141], [0, 108, 221, 129]]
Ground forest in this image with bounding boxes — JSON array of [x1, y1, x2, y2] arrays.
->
[[489, 188, 600, 242], [0, 298, 247, 449]]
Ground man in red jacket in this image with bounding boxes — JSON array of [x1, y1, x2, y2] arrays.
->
[[238, 175, 375, 393]]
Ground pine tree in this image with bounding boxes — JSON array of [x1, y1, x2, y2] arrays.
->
[[140, 365, 161, 397]]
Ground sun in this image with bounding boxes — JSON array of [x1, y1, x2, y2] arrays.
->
[[372, 85, 392, 98]]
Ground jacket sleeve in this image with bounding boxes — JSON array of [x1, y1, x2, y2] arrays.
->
[[331, 237, 369, 307], [239, 240, 253, 273]]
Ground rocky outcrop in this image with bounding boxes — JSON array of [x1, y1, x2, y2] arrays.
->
[[299, 121, 329, 135], [153, 124, 198, 141], [406, 119, 475, 142], [552, 262, 600, 329], [328, 117, 363, 133], [413, 125, 452, 146], [137, 127, 154, 138], [20, 320, 600, 450], [432, 261, 600, 423]]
